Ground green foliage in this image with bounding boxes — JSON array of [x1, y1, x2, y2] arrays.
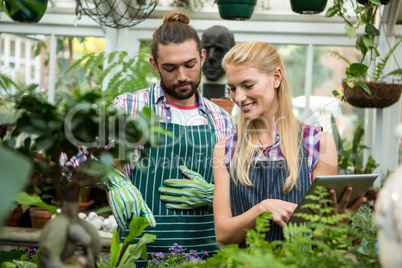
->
[[64, 46, 158, 103], [97, 217, 156, 268], [4, 84, 170, 211], [331, 115, 378, 174], [0, 144, 32, 227], [188, 186, 379, 268], [372, 39, 402, 81], [0, 245, 39, 268], [13, 191, 58, 215]]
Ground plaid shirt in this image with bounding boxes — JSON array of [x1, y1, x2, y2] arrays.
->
[[65, 81, 235, 178], [224, 123, 322, 182]]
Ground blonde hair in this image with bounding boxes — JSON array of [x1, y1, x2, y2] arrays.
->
[[222, 41, 302, 193]]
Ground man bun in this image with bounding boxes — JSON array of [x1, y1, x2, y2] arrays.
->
[[162, 11, 190, 25]]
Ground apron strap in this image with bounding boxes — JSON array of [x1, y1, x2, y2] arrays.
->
[[149, 84, 215, 127]]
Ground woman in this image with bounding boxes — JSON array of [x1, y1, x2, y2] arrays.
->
[[213, 41, 366, 247]]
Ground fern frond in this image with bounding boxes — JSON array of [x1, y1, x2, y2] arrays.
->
[[330, 50, 351, 65], [64, 53, 93, 75], [373, 39, 402, 81], [384, 68, 402, 79]]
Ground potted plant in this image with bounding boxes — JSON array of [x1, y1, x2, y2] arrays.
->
[[1, 0, 48, 23], [4, 84, 167, 266], [215, 0, 257, 20], [332, 39, 402, 108], [290, 0, 328, 14], [325, 0, 401, 108]]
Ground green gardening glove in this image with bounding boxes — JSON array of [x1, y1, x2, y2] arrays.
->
[[158, 165, 214, 209], [103, 169, 156, 231]]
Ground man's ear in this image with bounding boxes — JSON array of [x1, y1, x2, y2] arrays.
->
[[149, 57, 160, 74], [273, 67, 283, 89], [200, 49, 206, 67]]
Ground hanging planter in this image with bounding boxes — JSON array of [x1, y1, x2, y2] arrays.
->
[[216, 0, 257, 20], [2, 0, 48, 23], [357, 0, 392, 5], [342, 80, 402, 108], [290, 0, 328, 14]]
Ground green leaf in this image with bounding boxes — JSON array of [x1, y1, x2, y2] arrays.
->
[[0, 250, 25, 263], [35, 137, 54, 151], [95, 206, 112, 214], [14, 192, 58, 214], [345, 24, 356, 39], [369, 0, 382, 6], [348, 63, 369, 77], [356, 81, 371, 94], [362, 35, 374, 49], [332, 90, 340, 97], [355, 36, 368, 55], [365, 24, 380, 36], [13, 260, 38, 268], [325, 6, 339, 17], [0, 145, 32, 226], [123, 217, 150, 244], [109, 230, 121, 268]]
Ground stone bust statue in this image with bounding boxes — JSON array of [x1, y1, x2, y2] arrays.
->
[[201, 25, 235, 82]]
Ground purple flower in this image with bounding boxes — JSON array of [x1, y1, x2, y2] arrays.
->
[[27, 249, 36, 257], [201, 250, 208, 256], [189, 256, 203, 262], [155, 252, 165, 259], [151, 259, 158, 264]]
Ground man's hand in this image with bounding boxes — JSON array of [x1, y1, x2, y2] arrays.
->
[[158, 166, 214, 209], [104, 169, 156, 231]]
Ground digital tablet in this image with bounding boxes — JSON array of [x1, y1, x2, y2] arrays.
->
[[287, 174, 378, 224]]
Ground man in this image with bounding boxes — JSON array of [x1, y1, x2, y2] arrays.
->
[[110, 11, 235, 266]]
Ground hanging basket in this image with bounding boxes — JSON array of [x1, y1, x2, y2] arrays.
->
[[342, 80, 402, 108], [216, 0, 257, 20], [290, 0, 328, 14], [77, 0, 159, 29]]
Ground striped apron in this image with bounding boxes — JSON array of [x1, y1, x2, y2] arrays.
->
[[118, 85, 218, 266], [230, 138, 310, 248]]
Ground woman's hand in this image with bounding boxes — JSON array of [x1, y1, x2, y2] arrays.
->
[[259, 199, 298, 227], [326, 187, 366, 224]]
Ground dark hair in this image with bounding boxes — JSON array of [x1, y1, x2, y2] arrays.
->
[[151, 12, 202, 60]]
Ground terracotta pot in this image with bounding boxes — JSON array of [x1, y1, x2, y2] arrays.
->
[[51, 199, 94, 212], [5, 205, 24, 227], [29, 207, 53, 229], [78, 200, 95, 211], [342, 80, 402, 108], [211, 98, 235, 114]]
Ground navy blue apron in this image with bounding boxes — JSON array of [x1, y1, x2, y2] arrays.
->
[[230, 137, 310, 248]]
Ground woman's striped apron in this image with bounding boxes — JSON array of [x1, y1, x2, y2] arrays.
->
[[118, 85, 218, 266], [230, 138, 310, 248]]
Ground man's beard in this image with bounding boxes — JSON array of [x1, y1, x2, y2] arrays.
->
[[160, 70, 201, 100]]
